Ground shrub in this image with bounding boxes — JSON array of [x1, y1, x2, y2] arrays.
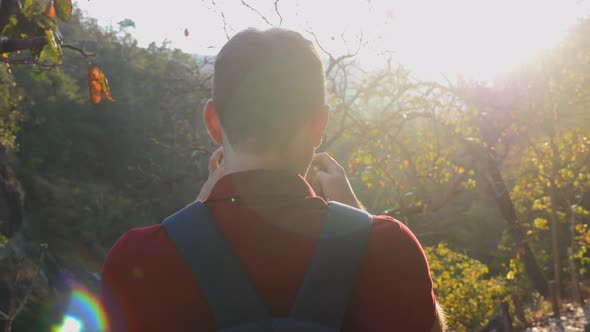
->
[[426, 243, 508, 331]]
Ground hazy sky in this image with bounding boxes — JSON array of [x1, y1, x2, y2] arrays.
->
[[75, 0, 590, 80]]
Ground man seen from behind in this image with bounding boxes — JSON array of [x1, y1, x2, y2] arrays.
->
[[101, 28, 446, 332]]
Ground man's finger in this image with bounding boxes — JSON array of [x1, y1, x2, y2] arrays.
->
[[313, 152, 344, 174], [210, 165, 225, 180], [209, 147, 224, 174], [313, 170, 329, 186], [311, 170, 329, 199]]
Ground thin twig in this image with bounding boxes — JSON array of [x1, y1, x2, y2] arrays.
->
[[220, 11, 230, 40], [241, 0, 273, 26], [306, 29, 333, 60], [273, 0, 283, 26], [62, 44, 96, 58]]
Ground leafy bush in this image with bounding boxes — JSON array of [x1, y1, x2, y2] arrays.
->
[[426, 243, 508, 331]]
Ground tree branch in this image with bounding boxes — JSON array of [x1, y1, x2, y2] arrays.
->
[[274, 0, 283, 26], [0, 36, 47, 54], [0, 57, 58, 68], [385, 171, 468, 218], [241, 0, 273, 26], [220, 11, 231, 40], [62, 44, 95, 58]]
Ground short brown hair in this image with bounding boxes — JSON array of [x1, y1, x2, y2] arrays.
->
[[213, 28, 325, 152]]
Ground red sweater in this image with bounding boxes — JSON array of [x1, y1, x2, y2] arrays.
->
[[101, 170, 436, 331]]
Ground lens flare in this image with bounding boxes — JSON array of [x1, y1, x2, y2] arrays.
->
[[53, 315, 83, 332], [52, 287, 109, 332]]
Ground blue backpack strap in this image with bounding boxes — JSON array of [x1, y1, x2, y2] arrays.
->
[[162, 201, 271, 329], [290, 201, 373, 329]]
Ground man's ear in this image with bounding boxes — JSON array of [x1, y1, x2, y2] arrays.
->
[[203, 99, 223, 144], [311, 105, 330, 148]]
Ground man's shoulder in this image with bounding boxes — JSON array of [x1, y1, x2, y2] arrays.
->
[[370, 214, 415, 239], [103, 224, 175, 266], [114, 224, 168, 249], [367, 214, 428, 260]]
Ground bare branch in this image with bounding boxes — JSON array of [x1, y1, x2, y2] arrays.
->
[[241, 0, 273, 26], [274, 0, 283, 26], [306, 29, 334, 60], [210, 0, 231, 40], [308, 29, 364, 77], [62, 44, 96, 58], [220, 11, 231, 40]]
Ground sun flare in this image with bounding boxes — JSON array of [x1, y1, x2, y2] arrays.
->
[[370, 0, 588, 80], [76, 0, 589, 81]]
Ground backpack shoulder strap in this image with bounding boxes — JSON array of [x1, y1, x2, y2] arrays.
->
[[290, 201, 373, 329], [163, 201, 270, 329]]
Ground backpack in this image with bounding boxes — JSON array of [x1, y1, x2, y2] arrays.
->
[[163, 200, 372, 331]]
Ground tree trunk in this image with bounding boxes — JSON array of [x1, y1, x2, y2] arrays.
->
[[485, 154, 549, 295], [570, 200, 584, 305], [0, 161, 25, 237], [548, 183, 562, 302]]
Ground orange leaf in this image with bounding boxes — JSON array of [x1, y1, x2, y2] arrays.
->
[[100, 72, 114, 102], [89, 81, 102, 105], [87, 66, 114, 105], [43, 1, 56, 18], [88, 67, 103, 105], [89, 67, 101, 81]]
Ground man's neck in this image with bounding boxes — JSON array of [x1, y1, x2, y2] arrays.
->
[[222, 146, 309, 176]]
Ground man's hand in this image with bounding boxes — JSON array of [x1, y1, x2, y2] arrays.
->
[[196, 147, 225, 202], [308, 153, 364, 210]]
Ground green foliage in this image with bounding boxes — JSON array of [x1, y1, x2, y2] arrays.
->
[[0, 67, 24, 151], [1, 0, 70, 63], [0, 233, 8, 248], [13, 8, 213, 251], [55, 0, 72, 22], [426, 243, 508, 331], [3, 4, 590, 330]]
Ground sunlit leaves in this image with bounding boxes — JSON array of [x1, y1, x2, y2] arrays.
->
[[88, 67, 114, 105], [426, 243, 508, 332], [55, 0, 73, 22], [574, 223, 590, 276], [21, 0, 36, 19], [533, 218, 549, 231], [43, 29, 62, 63]]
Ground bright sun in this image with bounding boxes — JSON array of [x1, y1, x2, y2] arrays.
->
[[76, 0, 590, 81], [370, 0, 589, 80]]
